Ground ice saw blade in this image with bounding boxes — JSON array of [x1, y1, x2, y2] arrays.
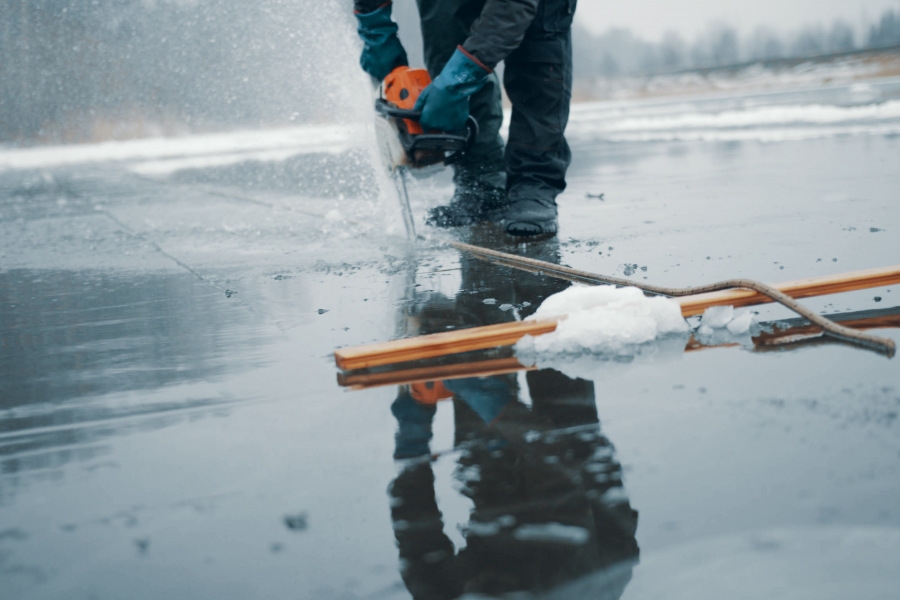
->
[[374, 105, 409, 172]]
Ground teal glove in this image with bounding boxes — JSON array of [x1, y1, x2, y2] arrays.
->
[[355, 3, 408, 81], [414, 46, 491, 132]]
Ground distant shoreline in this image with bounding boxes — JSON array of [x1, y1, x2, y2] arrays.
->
[[573, 46, 900, 102]]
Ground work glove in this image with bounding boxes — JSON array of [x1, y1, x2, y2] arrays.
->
[[414, 46, 491, 132], [355, 2, 408, 81]]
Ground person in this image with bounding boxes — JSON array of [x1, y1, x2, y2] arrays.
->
[[353, 0, 577, 237]]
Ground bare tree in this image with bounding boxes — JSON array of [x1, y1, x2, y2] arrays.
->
[[868, 9, 900, 48], [658, 31, 688, 72], [745, 26, 784, 61], [827, 20, 855, 53]]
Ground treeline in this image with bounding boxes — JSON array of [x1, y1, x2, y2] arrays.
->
[[574, 8, 900, 77], [0, 0, 359, 144]]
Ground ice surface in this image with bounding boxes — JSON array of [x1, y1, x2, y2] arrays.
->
[[3, 60, 900, 600], [516, 285, 689, 357], [627, 526, 900, 600]]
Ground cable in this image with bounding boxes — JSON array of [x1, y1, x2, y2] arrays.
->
[[449, 241, 896, 358]]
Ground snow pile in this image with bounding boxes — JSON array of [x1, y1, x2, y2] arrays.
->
[[696, 305, 755, 336], [515, 285, 689, 358], [691, 305, 757, 349]]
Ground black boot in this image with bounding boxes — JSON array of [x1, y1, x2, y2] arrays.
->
[[426, 168, 508, 228], [503, 198, 558, 237]]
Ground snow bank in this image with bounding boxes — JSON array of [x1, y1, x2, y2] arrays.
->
[[568, 94, 900, 143], [0, 124, 359, 173], [602, 101, 900, 132], [516, 285, 689, 358], [513, 286, 763, 381]]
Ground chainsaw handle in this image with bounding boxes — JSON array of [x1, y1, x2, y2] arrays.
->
[[374, 98, 420, 120], [374, 99, 479, 142]]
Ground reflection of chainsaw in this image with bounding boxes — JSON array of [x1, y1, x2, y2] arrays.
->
[[374, 67, 478, 172], [410, 380, 453, 405]]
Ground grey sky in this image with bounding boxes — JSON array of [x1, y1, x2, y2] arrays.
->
[[574, 0, 900, 41]]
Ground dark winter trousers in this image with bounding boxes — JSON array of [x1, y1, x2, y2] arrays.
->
[[415, 0, 575, 204]]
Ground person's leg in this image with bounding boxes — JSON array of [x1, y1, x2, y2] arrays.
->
[[416, 0, 507, 226], [502, 0, 575, 236]]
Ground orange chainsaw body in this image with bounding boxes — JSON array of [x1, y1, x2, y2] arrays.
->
[[375, 67, 477, 170], [381, 67, 430, 136]]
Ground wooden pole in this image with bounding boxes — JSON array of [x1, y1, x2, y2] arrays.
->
[[335, 319, 559, 371], [676, 265, 900, 316], [338, 310, 900, 389], [334, 266, 900, 371], [338, 356, 532, 389]]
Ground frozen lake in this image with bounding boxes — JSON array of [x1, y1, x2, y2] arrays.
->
[[2, 77, 900, 599]]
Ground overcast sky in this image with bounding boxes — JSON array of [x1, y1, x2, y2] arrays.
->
[[575, 0, 900, 41]]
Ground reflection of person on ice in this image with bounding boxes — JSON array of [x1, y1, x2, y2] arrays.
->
[[389, 369, 639, 598], [384, 239, 639, 598], [353, 0, 577, 237]]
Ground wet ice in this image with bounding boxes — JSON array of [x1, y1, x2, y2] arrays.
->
[[2, 55, 900, 600]]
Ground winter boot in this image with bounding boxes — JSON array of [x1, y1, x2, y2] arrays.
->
[[426, 168, 507, 228], [503, 198, 558, 237]]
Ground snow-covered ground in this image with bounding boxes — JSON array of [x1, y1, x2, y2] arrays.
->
[[0, 124, 358, 175]]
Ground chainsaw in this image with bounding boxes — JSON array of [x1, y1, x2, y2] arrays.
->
[[374, 67, 478, 237], [375, 66, 478, 170]]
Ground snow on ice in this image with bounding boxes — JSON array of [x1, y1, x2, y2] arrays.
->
[[696, 305, 755, 336], [514, 285, 763, 379], [516, 285, 689, 357]]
